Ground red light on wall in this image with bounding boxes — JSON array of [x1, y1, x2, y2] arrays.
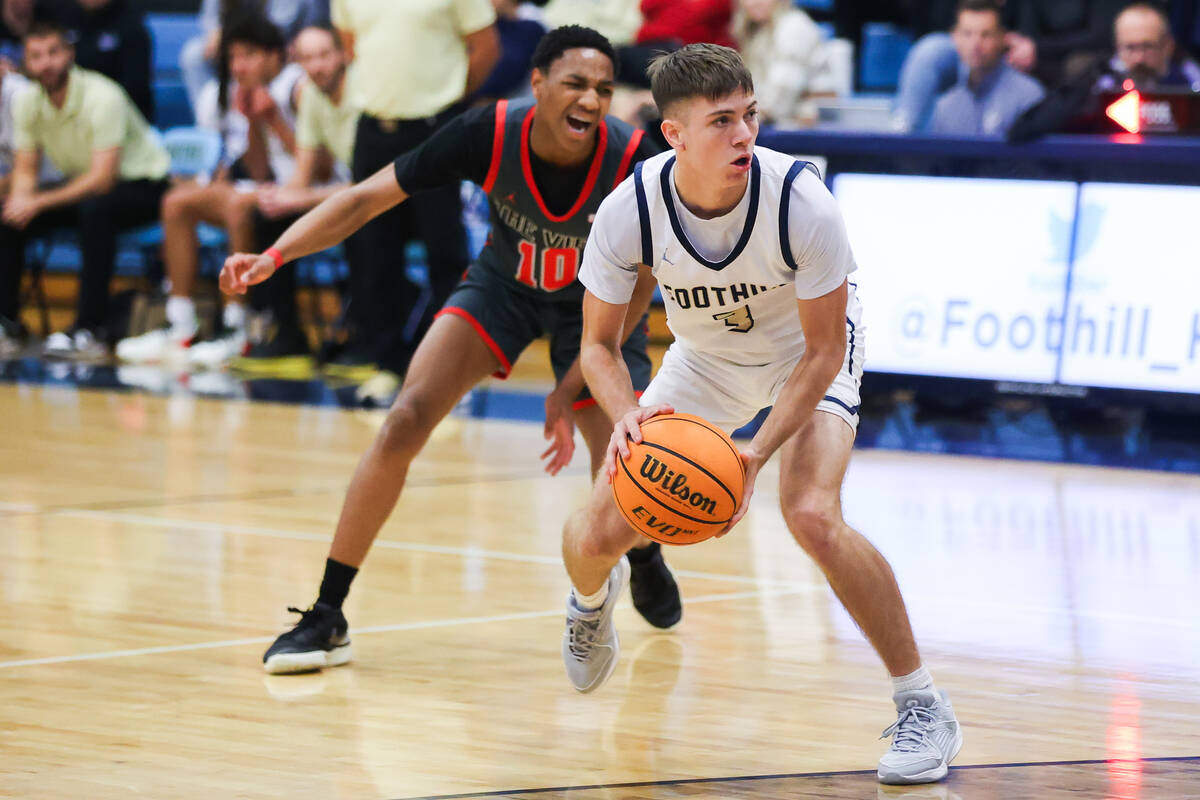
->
[[1107, 90, 1142, 133]]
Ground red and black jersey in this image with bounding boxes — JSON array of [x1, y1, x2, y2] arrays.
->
[[393, 99, 657, 304]]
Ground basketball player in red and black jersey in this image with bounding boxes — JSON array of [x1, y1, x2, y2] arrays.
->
[[220, 26, 680, 674]]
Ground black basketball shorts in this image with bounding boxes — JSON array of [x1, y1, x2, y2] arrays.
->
[[436, 265, 652, 410]]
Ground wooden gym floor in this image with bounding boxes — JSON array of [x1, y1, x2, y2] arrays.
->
[[2, 355, 1199, 798]]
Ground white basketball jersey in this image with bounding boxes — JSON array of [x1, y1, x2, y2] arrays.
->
[[581, 146, 858, 368]]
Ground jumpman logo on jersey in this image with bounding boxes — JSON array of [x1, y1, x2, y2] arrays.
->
[[712, 305, 754, 333]]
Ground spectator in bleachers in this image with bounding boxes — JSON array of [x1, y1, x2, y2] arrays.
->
[[0, 61, 27, 353], [239, 23, 359, 369], [732, 0, 842, 127], [48, 0, 154, 121], [180, 0, 330, 113], [891, 0, 1128, 133], [0, 61, 60, 193], [0, 21, 169, 358], [473, 0, 546, 102], [541, 0, 650, 84], [927, 0, 1044, 136], [328, 0, 496, 397], [637, 0, 733, 49], [1005, 0, 1130, 84], [1097, 1, 1200, 89], [0, 62, 24, 197], [116, 13, 304, 367], [891, 1, 1013, 132], [542, 0, 639, 46], [1009, 2, 1200, 139]]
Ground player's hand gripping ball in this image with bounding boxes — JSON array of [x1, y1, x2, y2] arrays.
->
[[612, 413, 745, 545]]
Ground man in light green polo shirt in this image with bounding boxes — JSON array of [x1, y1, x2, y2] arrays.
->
[[0, 20, 169, 358], [326, 0, 498, 386], [238, 24, 362, 371]]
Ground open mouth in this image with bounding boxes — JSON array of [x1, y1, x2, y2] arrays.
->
[[731, 155, 751, 168], [565, 115, 592, 135]]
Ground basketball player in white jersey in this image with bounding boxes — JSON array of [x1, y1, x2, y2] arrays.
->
[[558, 44, 963, 786]]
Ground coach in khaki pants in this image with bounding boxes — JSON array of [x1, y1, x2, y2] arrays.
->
[[330, 0, 499, 391]]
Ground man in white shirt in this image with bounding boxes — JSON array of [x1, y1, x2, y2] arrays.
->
[[560, 43, 964, 787]]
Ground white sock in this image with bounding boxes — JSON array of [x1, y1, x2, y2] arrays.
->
[[165, 296, 197, 336], [572, 582, 609, 611], [222, 302, 246, 330], [892, 664, 935, 697]]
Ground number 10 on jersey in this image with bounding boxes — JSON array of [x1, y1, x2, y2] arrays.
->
[[515, 240, 579, 292]]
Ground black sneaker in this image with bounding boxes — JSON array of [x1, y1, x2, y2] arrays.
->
[[262, 602, 352, 674], [627, 542, 682, 629]]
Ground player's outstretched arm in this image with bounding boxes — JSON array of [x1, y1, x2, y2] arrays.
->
[[219, 163, 409, 295]]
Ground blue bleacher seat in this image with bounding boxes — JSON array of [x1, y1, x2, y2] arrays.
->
[[147, 13, 201, 127], [154, 79, 194, 128], [858, 22, 913, 90], [795, 0, 833, 10], [146, 13, 201, 77]]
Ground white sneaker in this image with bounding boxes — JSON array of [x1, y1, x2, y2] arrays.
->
[[878, 689, 963, 785], [188, 329, 247, 370], [0, 326, 22, 358], [116, 327, 195, 364], [43, 331, 75, 358], [44, 329, 107, 360], [354, 370, 401, 406], [562, 557, 631, 693], [71, 329, 109, 361]]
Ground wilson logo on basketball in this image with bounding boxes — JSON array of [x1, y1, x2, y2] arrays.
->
[[639, 454, 718, 516]]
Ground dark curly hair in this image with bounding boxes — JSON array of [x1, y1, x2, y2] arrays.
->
[[530, 25, 617, 79]]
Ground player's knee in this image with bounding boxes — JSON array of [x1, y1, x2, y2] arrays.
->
[[783, 497, 843, 562], [577, 528, 630, 562], [376, 399, 433, 459], [575, 506, 636, 561]]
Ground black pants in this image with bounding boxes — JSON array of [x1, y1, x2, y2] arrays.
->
[[350, 111, 468, 374], [0, 178, 168, 334]]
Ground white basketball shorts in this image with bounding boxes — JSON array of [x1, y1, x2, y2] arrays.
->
[[640, 284, 865, 434]]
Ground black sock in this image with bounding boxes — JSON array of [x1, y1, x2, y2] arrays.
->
[[317, 558, 358, 608], [625, 541, 660, 564]]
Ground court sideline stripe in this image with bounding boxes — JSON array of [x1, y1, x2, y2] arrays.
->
[[0, 587, 812, 670], [0, 467, 591, 517], [31, 508, 1200, 631], [24, 507, 1200, 632], [43, 508, 799, 588], [395, 756, 1200, 799]]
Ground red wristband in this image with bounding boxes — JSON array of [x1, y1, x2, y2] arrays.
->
[[264, 247, 284, 272]]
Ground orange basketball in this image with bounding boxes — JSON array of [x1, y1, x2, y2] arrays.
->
[[612, 413, 745, 546]]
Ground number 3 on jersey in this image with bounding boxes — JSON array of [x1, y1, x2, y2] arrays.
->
[[515, 240, 579, 292]]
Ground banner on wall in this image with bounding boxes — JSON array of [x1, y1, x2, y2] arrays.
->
[[831, 174, 1200, 394]]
